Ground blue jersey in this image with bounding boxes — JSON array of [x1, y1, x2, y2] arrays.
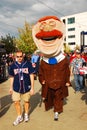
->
[[9, 61, 34, 93]]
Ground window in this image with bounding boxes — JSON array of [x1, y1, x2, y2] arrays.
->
[[68, 28, 75, 31], [67, 17, 75, 24], [68, 42, 75, 45], [68, 35, 75, 38]]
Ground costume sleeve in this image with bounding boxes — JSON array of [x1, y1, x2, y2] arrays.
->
[[38, 60, 45, 84], [66, 65, 70, 83]]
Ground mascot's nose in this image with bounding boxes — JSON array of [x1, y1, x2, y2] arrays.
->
[[48, 57, 57, 64], [43, 24, 53, 31]]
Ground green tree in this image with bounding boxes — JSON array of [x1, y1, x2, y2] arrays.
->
[[0, 34, 16, 54], [75, 44, 80, 50], [63, 43, 71, 53], [15, 21, 37, 54]]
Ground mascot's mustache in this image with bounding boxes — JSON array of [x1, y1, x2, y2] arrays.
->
[[35, 30, 63, 41]]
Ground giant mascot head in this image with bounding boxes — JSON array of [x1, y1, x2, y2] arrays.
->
[[32, 16, 65, 58]]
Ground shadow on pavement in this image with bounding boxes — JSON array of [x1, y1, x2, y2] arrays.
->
[[29, 90, 41, 115], [81, 77, 87, 104], [71, 76, 87, 104], [70, 77, 75, 91], [0, 95, 12, 117], [0, 77, 8, 84], [81, 87, 87, 104]]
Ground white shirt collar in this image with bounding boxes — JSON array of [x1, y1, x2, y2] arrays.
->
[[43, 53, 65, 64]]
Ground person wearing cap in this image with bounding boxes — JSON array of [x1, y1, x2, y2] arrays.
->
[[70, 49, 86, 92]]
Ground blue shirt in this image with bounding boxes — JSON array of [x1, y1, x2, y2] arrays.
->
[[31, 54, 40, 63], [9, 61, 34, 93]]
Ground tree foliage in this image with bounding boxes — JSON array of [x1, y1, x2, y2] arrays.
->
[[15, 21, 37, 54], [0, 34, 16, 54], [63, 43, 71, 53]]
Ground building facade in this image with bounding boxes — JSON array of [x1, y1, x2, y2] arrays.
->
[[61, 11, 87, 51]]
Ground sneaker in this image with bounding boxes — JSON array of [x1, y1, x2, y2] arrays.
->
[[13, 116, 23, 126], [24, 113, 29, 122], [80, 89, 85, 93], [54, 112, 58, 121]]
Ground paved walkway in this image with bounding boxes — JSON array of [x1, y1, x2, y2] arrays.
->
[[0, 77, 87, 130]]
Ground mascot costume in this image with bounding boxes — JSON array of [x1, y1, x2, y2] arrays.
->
[[32, 16, 70, 121]]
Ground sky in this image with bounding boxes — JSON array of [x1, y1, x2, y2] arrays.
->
[[0, 0, 87, 37]]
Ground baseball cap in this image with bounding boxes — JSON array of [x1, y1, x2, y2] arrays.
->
[[76, 50, 81, 54]]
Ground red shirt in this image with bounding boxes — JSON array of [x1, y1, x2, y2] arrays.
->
[[82, 55, 87, 62], [70, 54, 76, 63]]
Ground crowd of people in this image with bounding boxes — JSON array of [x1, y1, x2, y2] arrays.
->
[[1, 51, 40, 78]]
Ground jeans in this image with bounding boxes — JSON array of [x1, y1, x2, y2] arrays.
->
[[74, 74, 84, 91]]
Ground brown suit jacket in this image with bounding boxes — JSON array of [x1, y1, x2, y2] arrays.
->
[[38, 57, 70, 98]]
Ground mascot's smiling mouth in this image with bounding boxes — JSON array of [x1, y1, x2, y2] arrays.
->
[[41, 36, 58, 41], [35, 29, 63, 41]]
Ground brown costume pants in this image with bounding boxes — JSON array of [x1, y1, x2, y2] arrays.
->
[[44, 88, 63, 112]]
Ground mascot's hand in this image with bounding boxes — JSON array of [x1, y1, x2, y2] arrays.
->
[[42, 80, 46, 85], [66, 83, 70, 87]]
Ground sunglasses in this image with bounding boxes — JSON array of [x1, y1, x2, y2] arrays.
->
[[17, 56, 23, 58]]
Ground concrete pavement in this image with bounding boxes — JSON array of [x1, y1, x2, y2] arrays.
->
[[0, 77, 87, 130]]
